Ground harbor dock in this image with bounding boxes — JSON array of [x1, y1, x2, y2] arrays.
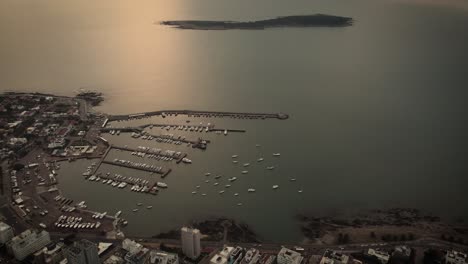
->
[[110, 145, 188, 164], [101, 160, 172, 177]]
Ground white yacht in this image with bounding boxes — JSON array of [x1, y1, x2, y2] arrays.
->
[[232, 155, 238, 158], [257, 158, 264, 162], [290, 178, 296, 182], [241, 171, 248, 174], [234, 193, 239, 196], [205, 180, 210, 183], [219, 190, 225, 194], [233, 161, 238, 164], [224, 130, 228, 135], [214, 183, 219, 186], [248, 188, 256, 192], [157, 182, 168, 188], [205, 173, 211, 176], [243, 163, 250, 167], [202, 193, 207, 196], [196, 185, 201, 189], [237, 203, 243, 206], [266, 166, 275, 170], [228, 177, 237, 182], [225, 184, 231, 188], [298, 189, 303, 193], [272, 185, 279, 189], [192, 191, 197, 194], [273, 153, 281, 157], [182, 158, 192, 164]]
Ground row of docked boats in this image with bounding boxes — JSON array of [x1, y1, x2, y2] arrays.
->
[[131, 132, 185, 145], [113, 159, 164, 173], [85, 172, 160, 195], [54, 215, 102, 230], [108, 130, 121, 135], [158, 124, 211, 132]]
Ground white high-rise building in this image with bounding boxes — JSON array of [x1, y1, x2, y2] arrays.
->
[[6, 229, 51, 261], [181, 227, 201, 259], [0, 222, 14, 244]]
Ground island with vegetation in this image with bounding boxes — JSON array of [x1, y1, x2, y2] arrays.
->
[[160, 14, 353, 30]]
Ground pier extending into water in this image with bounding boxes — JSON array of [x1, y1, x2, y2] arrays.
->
[[107, 110, 289, 122], [110, 145, 188, 164], [99, 128, 209, 150], [102, 160, 172, 178]]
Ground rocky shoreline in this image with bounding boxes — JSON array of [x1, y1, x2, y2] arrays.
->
[[298, 208, 468, 245], [153, 218, 260, 243]]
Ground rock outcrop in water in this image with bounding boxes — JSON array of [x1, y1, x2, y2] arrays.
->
[[160, 14, 353, 30]]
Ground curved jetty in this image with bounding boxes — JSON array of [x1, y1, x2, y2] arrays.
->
[[108, 109, 289, 121], [161, 14, 353, 30]]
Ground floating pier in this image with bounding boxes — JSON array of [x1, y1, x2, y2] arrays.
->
[[110, 145, 188, 164], [101, 160, 172, 178]]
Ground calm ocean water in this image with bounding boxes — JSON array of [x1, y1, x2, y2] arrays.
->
[[1, 0, 468, 242]]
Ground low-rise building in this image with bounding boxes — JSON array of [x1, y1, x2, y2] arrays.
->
[[320, 250, 349, 264], [149, 250, 179, 264], [445, 250, 468, 264], [124, 248, 149, 264], [278, 247, 303, 264], [6, 229, 51, 261], [0, 221, 14, 245], [210, 246, 235, 264], [33, 242, 66, 264], [366, 249, 390, 264], [122, 239, 149, 264]]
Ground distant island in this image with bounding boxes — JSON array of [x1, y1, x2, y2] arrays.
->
[[160, 14, 353, 30]]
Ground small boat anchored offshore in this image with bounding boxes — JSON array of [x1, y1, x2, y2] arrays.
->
[[272, 185, 279, 189], [273, 153, 281, 157], [248, 188, 256, 192]]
